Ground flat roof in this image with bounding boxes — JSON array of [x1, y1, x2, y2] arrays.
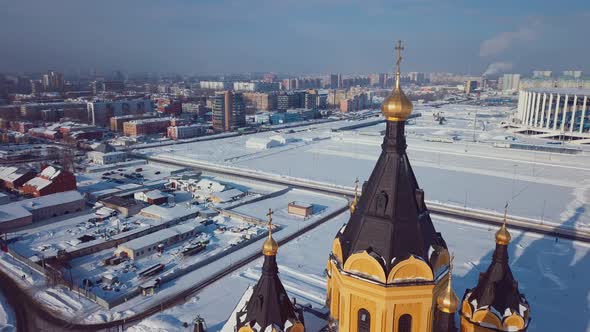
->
[[524, 88, 590, 96], [140, 204, 202, 221], [0, 190, 83, 222], [118, 220, 201, 251]]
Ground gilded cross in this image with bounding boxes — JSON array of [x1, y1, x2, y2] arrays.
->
[[395, 40, 404, 70], [266, 208, 273, 233]]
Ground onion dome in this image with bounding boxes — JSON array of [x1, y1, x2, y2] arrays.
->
[[495, 221, 511, 246], [381, 40, 413, 121], [437, 256, 459, 314]]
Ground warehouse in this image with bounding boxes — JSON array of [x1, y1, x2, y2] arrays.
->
[[115, 220, 204, 259]]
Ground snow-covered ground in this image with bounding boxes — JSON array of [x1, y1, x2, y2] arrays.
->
[[129, 211, 590, 332], [138, 104, 590, 228], [0, 290, 15, 332]]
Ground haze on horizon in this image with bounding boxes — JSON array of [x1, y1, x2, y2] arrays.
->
[[0, 0, 589, 76]]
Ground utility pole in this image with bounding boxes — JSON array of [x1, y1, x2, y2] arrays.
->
[[473, 111, 478, 142]]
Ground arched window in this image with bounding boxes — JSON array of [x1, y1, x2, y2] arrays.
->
[[399, 314, 412, 332], [358, 309, 370, 332]]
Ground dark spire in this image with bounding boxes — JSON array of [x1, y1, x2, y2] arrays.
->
[[236, 208, 303, 331], [465, 213, 529, 326], [337, 119, 446, 274], [433, 310, 457, 332], [466, 241, 525, 313], [239, 254, 300, 330]]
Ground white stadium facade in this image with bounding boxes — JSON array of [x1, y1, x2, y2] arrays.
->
[[516, 88, 590, 141]]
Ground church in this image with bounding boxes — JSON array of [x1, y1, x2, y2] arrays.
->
[[224, 41, 531, 332]]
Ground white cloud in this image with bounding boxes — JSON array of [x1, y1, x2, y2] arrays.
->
[[479, 19, 542, 57]]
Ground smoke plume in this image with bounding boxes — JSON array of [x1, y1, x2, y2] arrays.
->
[[483, 62, 513, 76]]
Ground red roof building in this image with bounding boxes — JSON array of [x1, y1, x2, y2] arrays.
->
[[21, 165, 77, 197]]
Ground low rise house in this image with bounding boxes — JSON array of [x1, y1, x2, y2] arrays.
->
[[139, 204, 201, 222], [287, 201, 313, 218], [99, 196, 143, 217], [88, 143, 126, 165], [134, 189, 173, 205], [210, 188, 246, 203]]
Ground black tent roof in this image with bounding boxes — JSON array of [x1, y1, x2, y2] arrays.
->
[[337, 120, 446, 275], [238, 254, 301, 331], [467, 242, 528, 314]]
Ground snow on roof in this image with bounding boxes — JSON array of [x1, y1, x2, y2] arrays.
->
[[0, 204, 31, 223], [0, 191, 83, 223], [40, 166, 61, 179], [289, 201, 312, 208], [195, 179, 225, 192], [211, 188, 245, 202], [144, 189, 169, 200], [118, 220, 202, 251], [524, 88, 590, 96], [140, 204, 201, 221], [24, 177, 51, 190], [0, 166, 33, 182]]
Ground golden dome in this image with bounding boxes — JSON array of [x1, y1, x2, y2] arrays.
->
[[381, 86, 413, 121], [437, 257, 459, 313], [381, 40, 413, 122], [263, 235, 279, 256], [263, 208, 279, 256], [495, 223, 511, 245]]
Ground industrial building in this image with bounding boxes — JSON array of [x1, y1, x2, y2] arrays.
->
[[114, 220, 204, 259], [21, 165, 77, 197], [0, 191, 85, 232]]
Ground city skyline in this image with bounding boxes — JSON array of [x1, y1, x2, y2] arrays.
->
[[1, 0, 589, 75]]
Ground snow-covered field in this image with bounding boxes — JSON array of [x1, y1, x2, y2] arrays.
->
[[139, 104, 590, 228], [129, 211, 590, 332]]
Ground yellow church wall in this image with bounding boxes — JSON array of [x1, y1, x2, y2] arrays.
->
[[328, 260, 444, 332]]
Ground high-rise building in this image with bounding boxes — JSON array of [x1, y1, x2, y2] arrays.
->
[[330, 74, 340, 89], [42, 70, 64, 92], [465, 80, 478, 94], [408, 72, 426, 84], [562, 70, 583, 78], [30, 80, 44, 95], [212, 91, 245, 132], [263, 73, 276, 83], [533, 70, 552, 78], [277, 92, 304, 111], [501, 74, 521, 91], [102, 80, 125, 93]]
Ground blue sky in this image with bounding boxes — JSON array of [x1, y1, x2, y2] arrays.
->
[[0, 0, 589, 75]]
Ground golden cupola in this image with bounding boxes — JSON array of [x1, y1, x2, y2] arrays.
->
[[437, 256, 459, 314], [381, 40, 413, 121]]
